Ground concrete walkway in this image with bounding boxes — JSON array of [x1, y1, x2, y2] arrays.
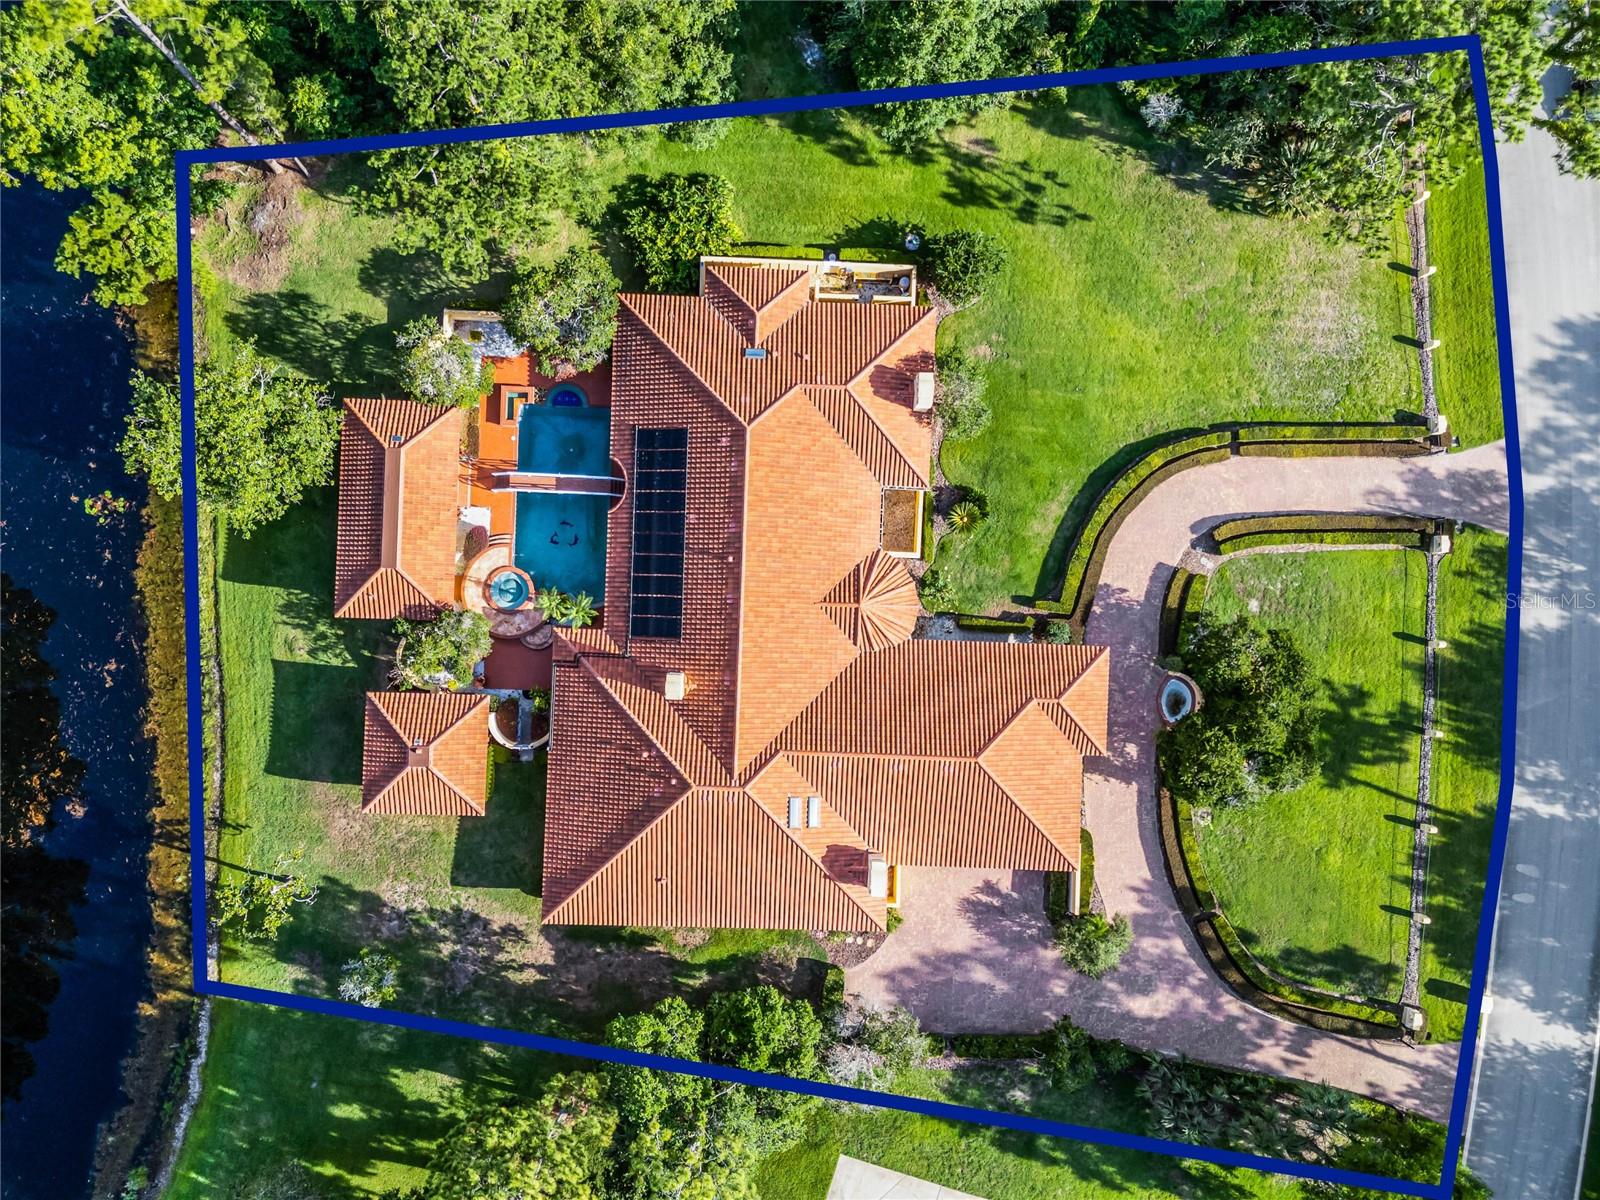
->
[[849, 444, 1509, 1120], [827, 1156, 986, 1199]]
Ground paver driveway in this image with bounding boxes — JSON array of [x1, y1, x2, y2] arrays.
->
[[848, 444, 1510, 1119]]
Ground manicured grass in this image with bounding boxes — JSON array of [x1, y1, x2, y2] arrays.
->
[[1427, 156, 1505, 450], [1193, 550, 1427, 1003], [1423, 526, 1507, 1039], [755, 1065, 1304, 1200]]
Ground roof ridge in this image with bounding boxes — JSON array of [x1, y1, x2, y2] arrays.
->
[[336, 565, 435, 619], [619, 296, 750, 428], [738, 784, 880, 928], [540, 784, 693, 923], [807, 386, 922, 488], [580, 658, 731, 787]]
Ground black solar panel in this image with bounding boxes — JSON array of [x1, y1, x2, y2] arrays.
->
[[629, 427, 688, 639]]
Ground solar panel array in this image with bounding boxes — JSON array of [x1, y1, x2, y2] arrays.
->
[[629, 427, 688, 639]]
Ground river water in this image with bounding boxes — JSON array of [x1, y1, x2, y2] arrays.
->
[[1, 181, 158, 1200]]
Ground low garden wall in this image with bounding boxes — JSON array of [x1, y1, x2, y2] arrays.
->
[[1035, 422, 1433, 631]]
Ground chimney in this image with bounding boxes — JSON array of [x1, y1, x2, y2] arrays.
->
[[913, 371, 935, 413], [663, 671, 687, 701]]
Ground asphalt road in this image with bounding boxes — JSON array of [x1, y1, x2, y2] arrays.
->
[[1462, 76, 1600, 1200]]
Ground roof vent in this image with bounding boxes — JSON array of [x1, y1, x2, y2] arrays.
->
[[913, 371, 935, 412], [663, 671, 687, 701], [743, 347, 768, 359], [390, 434, 404, 447]]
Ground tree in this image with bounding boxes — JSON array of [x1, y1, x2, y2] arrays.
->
[[1159, 615, 1323, 808], [119, 344, 338, 537], [922, 230, 1007, 309], [337, 948, 398, 1008], [502, 247, 620, 375], [604, 990, 821, 1200], [395, 317, 495, 409], [935, 349, 991, 439], [1112, 1, 1544, 235], [402, 1074, 617, 1200], [823, 0, 1089, 149], [392, 610, 492, 691], [1, 578, 90, 1101], [1055, 911, 1133, 978], [1539, 1, 1600, 179], [213, 851, 318, 941], [620, 173, 740, 292]]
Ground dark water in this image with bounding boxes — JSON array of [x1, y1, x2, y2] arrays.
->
[[1, 181, 157, 1200]]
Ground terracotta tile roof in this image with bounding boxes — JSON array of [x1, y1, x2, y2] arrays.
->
[[361, 691, 488, 815], [334, 398, 461, 620], [820, 550, 921, 653], [535, 269, 1111, 931]]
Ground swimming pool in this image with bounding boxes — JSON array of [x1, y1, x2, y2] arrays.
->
[[514, 492, 608, 602], [518, 400, 609, 477], [512, 399, 611, 601]]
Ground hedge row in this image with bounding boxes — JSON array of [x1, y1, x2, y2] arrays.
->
[[948, 1031, 1051, 1059], [1039, 423, 1433, 627], [1235, 422, 1430, 442], [1159, 789, 1401, 1034], [1237, 440, 1430, 459], [1043, 431, 1236, 621], [1159, 568, 1198, 657], [1220, 530, 1430, 553], [954, 614, 1034, 634], [1211, 513, 1433, 541], [736, 244, 825, 261]]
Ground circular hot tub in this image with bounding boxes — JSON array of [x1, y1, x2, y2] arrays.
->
[[486, 566, 531, 611], [546, 383, 587, 407]]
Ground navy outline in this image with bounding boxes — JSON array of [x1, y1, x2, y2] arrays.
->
[[176, 33, 1520, 1200]]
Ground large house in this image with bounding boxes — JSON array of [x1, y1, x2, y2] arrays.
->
[[332, 255, 1109, 933]]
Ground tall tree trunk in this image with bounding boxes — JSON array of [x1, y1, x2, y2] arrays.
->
[[108, 0, 301, 177]]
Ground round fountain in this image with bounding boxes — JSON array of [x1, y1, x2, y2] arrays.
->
[[1159, 672, 1201, 726]]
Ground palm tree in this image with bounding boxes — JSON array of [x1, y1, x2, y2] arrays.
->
[[562, 592, 597, 628], [535, 587, 566, 622], [948, 500, 982, 532]]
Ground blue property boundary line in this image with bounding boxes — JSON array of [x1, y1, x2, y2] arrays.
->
[[175, 34, 1516, 1200]]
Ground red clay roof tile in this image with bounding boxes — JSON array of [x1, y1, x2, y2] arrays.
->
[[362, 691, 488, 815]]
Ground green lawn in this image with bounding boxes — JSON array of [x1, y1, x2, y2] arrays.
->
[[1427, 155, 1504, 450], [1190, 534, 1505, 1040], [1423, 526, 1507, 1039], [1193, 550, 1427, 1004]]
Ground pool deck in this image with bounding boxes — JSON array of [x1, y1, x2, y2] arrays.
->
[[460, 356, 612, 540]]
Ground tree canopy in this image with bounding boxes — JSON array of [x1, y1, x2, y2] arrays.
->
[[400, 1074, 617, 1200], [1539, 0, 1600, 179], [395, 317, 495, 408], [1160, 614, 1322, 807], [619, 173, 741, 292], [502, 246, 620, 375], [603, 987, 825, 1200], [119, 343, 339, 536]]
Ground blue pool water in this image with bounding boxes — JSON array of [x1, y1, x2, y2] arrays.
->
[[513, 401, 611, 600], [518, 400, 609, 476], [514, 493, 609, 601], [548, 384, 587, 407]]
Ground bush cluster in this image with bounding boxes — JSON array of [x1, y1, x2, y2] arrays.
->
[[1054, 911, 1133, 979], [620, 173, 740, 292], [922, 229, 1007, 307], [501, 245, 620, 375], [934, 349, 991, 439]]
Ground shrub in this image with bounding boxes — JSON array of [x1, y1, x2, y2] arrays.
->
[[502, 246, 620, 374], [621, 173, 740, 292], [918, 568, 955, 612], [395, 316, 494, 408], [923, 229, 1007, 307], [212, 851, 318, 941], [338, 947, 399, 1008], [858, 1004, 932, 1075], [392, 609, 493, 691], [561, 591, 597, 629], [1043, 620, 1074, 644], [1055, 912, 1133, 978], [885, 907, 904, 933], [1044, 1017, 1096, 1091], [935, 350, 991, 438]]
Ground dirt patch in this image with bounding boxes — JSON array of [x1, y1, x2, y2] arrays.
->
[[820, 929, 888, 969], [224, 170, 304, 290]]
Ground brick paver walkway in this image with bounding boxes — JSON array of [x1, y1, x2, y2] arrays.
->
[[848, 443, 1510, 1119]]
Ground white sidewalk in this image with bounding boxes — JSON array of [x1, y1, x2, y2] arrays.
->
[[827, 1155, 987, 1200]]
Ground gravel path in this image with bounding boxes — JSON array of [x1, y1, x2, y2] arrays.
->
[[848, 443, 1509, 1119]]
